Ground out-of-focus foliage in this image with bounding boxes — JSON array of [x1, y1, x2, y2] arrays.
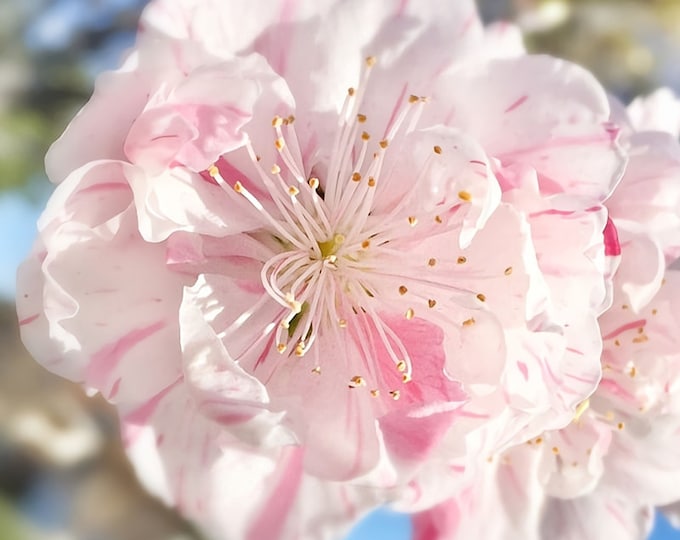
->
[[479, 0, 680, 100], [0, 0, 143, 194]]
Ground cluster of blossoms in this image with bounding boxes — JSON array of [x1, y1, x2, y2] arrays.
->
[[16, 1, 680, 539]]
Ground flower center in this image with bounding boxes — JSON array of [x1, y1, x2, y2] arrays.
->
[[205, 56, 470, 393]]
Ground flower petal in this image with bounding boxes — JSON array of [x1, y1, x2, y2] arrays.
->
[[432, 55, 625, 200], [18, 161, 187, 408]]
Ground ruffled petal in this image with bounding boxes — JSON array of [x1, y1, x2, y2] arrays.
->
[[431, 55, 626, 200], [17, 161, 187, 408], [606, 131, 680, 262], [127, 167, 262, 242], [45, 54, 145, 183], [124, 385, 382, 540], [179, 274, 296, 447]]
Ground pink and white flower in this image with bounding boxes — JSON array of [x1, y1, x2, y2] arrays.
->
[[18, 1, 629, 537], [412, 89, 680, 540]]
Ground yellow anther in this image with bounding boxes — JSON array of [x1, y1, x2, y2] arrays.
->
[[457, 256, 467, 264], [458, 190, 472, 202], [349, 375, 366, 387], [352, 172, 362, 182], [271, 164, 281, 175], [433, 145, 442, 154], [428, 299, 437, 308], [504, 266, 513, 276], [396, 360, 407, 372], [208, 164, 219, 177], [462, 317, 475, 327], [405, 308, 415, 320], [272, 116, 283, 127], [476, 293, 486, 302], [428, 258, 437, 267], [408, 216, 418, 227], [398, 285, 408, 295], [277, 343, 287, 353]]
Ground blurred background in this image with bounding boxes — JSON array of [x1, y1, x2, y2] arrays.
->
[[1, 0, 679, 538]]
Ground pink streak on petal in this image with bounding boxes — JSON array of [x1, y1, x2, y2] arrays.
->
[[18, 313, 40, 326], [566, 347, 585, 356], [529, 208, 574, 219], [517, 361, 529, 381], [381, 410, 459, 462], [87, 320, 166, 389], [246, 448, 304, 540], [599, 378, 636, 402], [77, 182, 129, 195], [459, 12, 477, 36], [108, 377, 122, 399], [606, 502, 629, 529], [603, 217, 622, 256], [601, 319, 646, 341], [504, 95, 529, 113], [253, 332, 277, 370], [499, 133, 616, 161], [602, 122, 620, 142], [122, 379, 181, 445]]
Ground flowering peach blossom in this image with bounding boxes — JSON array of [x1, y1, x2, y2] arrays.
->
[[18, 1, 629, 537], [413, 89, 680, 540]]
